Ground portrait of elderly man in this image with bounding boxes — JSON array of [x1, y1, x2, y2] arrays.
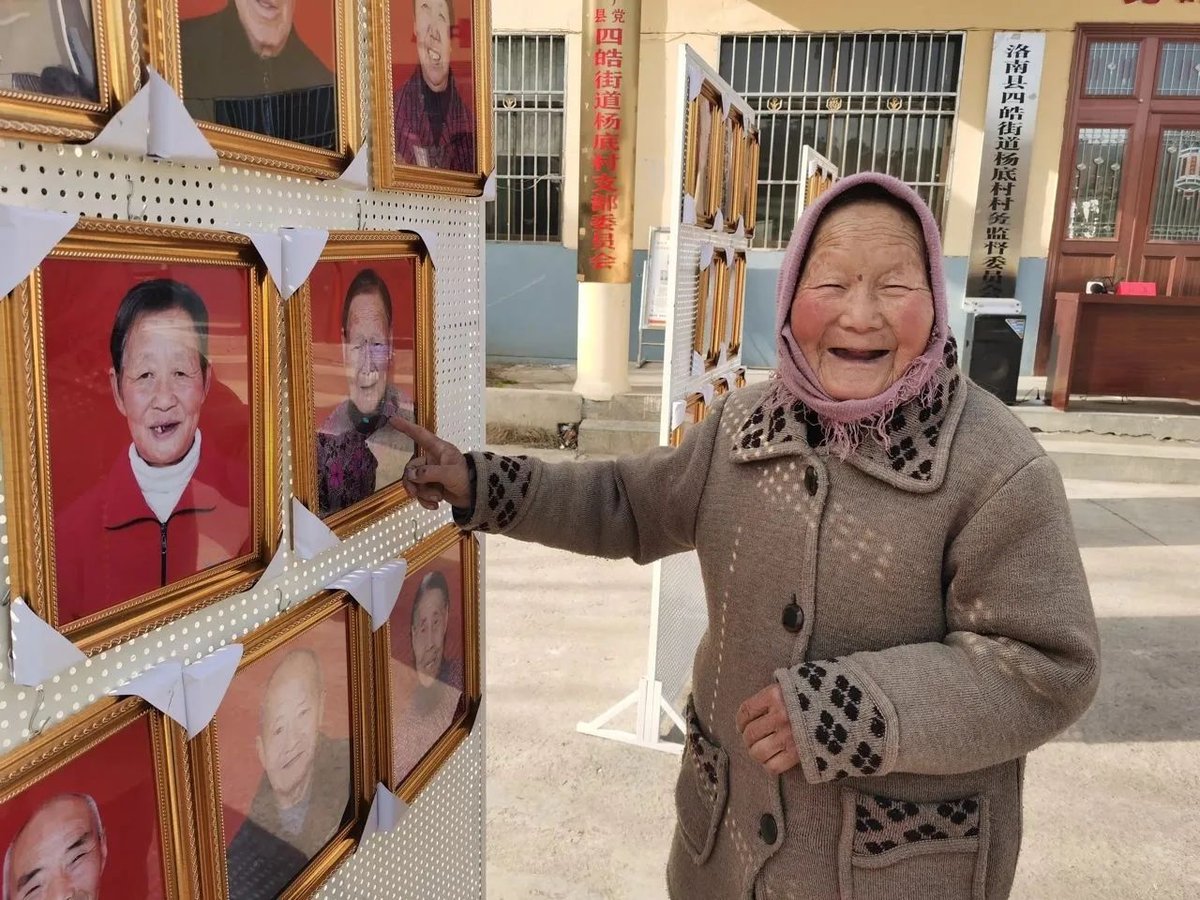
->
[[392, 570, 464, 782], [392, 0, 476, 172], [0, 0, 97, 98], [4, 793, 106, 900], [56, 278, 250, 624], [316, 268, 416, 517], [180, 0, 336, 149], [226, 648, 351, 900]]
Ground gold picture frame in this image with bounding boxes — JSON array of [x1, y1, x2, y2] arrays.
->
[[0, 0, 135, 141], [288, 231, 436, 537], [374, 525, 481, 800], [684, 80, 723, 227], [0, 698, 196, 899], [0, 221, 278, 654], [669, 392, 706, 448], [719, 107, 745, 233], [188, 594, 374, 900], [144, 0, 360, 179], [742, 126, 761, 238], [368, 0, 494, 194], [717, 250, 746, 356], [691, 253, 719, 367]]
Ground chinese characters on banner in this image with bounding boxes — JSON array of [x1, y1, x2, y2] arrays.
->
[[578, 1, 642, 284], [966, 33, 1045, 300]]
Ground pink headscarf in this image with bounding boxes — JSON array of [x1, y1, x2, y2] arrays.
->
[[774, 171, 952, 456]]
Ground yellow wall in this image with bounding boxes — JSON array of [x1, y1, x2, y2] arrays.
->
[[494, 0, 1185, 253]]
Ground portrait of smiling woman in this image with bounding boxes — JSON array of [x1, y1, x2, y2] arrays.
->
[[392, 172, 1100, 899]]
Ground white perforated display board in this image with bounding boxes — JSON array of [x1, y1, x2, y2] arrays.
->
[[0, 0, 487, 892]]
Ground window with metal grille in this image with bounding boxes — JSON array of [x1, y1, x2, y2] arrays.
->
[[489, 35, 566, 242], [720, 33, 964, 249]]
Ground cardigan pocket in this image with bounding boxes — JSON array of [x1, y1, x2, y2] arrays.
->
[[838, 790, 989, 900], [675, 696, 729, 865]]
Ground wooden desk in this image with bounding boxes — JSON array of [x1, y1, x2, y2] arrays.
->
[[1046, 293, 1200, 411]]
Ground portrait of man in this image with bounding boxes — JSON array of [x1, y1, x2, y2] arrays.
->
[[3, 793, 106, 900], [316, 267, 416, 518], [179, 0, 337, 149], [391, 568, 464, 783], [55, 278, 251, 625], [0, 0, 97, 99], [392, 0, 476, 172], [225, 648, 351, 900]]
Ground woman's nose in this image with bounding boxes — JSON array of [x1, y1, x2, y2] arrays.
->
[[838, 284, 883, 330]]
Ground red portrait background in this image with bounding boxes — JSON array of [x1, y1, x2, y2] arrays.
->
[[0, 715, 166, 898], [307, 257, 419, 430], [179, 0, 337, 72], [215, 608, 354, 844]]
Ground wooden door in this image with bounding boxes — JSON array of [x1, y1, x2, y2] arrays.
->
[[1037, 27, 1200, 374]]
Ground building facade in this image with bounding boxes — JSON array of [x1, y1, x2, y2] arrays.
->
[[487, 0, 1200, 373]]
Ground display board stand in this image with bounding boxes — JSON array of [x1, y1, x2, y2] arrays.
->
[[635, 225, 671, 367]]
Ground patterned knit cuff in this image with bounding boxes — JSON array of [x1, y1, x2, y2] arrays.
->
[[774, 657, 900, 784], [454, 451, 533, 534]]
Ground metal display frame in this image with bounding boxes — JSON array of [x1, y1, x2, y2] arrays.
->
[[0, 0, 487, 894], [577, 47, 752, 754]]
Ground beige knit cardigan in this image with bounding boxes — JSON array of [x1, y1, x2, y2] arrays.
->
[[459, 374, 1100, 900]]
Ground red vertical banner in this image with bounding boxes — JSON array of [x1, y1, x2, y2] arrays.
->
[[578, 1, 641, 284]]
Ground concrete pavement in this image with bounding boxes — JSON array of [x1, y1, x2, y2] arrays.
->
[[484, 450, 1200, 899]]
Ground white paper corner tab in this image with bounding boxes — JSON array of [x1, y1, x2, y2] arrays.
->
[[701, 383, 716, 406], [686, 64, 704, 101], [482, 169, 498, 201], [698, 242, 714, 270], [734, 216, 746, 238], [691, 351, 705, 378], [682, 194, 697, 226], [670, 399, 687, 430], [292, 497, 341, 560], [109, 659, 186, 729], [259, 537, 289, 585], [244, 231, 284, 295], [412, 227, 441, 270], [330, 559, 407, 631], [87, 81, 151, 156], [720, 90, 732, 118], [713, 209, 725, 232], [361, 783, 409, 838], [280, 228, 329, 300], [180, 644, 243, 739], [723, 245, 735, 266], [9, 598, 87, 686], [718, 346, 729, 369], [332, 144, 370, 190], [0, 206, 78, 300], [146, 69, 218, 164]]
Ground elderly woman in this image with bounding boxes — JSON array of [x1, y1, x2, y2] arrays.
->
[[394, 172, 1100, 899]]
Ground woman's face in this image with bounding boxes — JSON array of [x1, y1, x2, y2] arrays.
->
[[789, 201, 934, 401], [342, 291, 393, 415]]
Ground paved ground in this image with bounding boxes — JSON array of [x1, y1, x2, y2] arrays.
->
[[484, 449, 1200, 899]]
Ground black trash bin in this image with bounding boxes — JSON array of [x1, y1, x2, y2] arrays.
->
[[963, 313, 1025, 405]]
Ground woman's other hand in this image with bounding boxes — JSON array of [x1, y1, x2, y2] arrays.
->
[[736, 683, 801, 776], [390, 417, 472, 512]]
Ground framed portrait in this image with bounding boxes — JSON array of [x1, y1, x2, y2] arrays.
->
[[684, 81, 721, 227], [0, 221, 276, 653], [718, 106, 744, 232], [368, 0, 493, 194], [0, 0, 134, 140], [288, 232, 435, 535], [693, 253, 722, 366], [742, 126, 760, 238], [717, 250, 746, 356], [144, 0, 359, 179], [375, 526, 479, 796], [669, 392, 706, 448], [0, 698, 193, 899], [189, 595, 372, 900], [735, 367, 747, 389]]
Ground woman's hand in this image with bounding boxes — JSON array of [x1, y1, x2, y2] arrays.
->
[[390, 417, 472, 512], [736, 683, 801, 776]]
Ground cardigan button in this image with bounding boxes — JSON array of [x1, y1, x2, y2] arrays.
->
[[804, 466, 818, 496], [782, 598, 805, 633], [758, 813, 779, 845]]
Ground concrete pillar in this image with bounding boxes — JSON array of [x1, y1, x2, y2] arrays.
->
[[574, 282, 632, 400]]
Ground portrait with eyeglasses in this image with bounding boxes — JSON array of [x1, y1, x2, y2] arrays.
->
[[304, 257, 421, 520]]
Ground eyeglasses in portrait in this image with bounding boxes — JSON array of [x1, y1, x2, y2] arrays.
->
[[190, 597, 370, 900], [0, 699, 192, 900], [0, 0, 134, 139], [0, 222, 275, 653], [145, 0, 358, 178], [376, 527, 479, 794], [369, 0, 492, 193], [288, 232, 435, 534]]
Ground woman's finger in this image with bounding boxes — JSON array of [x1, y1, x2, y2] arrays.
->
[[736, 689, 775, 732], [406, 463, 464, 489], [748, 732, 787, 765], [741, 712, 785, 749], [389, 416, 445, 455], [764, 748, 801, 775]]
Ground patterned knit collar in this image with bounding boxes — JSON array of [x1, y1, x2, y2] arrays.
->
[[730, 340, 968, 493]]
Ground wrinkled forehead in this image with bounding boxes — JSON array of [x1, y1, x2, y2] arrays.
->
[[803, 199, 930, 273]]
